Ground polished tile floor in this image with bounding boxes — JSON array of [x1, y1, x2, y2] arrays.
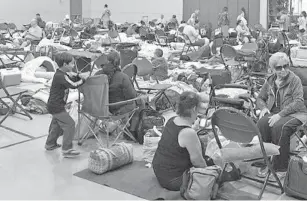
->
[[0, 113, 297, 200]]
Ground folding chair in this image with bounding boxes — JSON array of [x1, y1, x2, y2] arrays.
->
[[211, 107, 284, 199], [179, 31, 202, 56], [220, 44, 244, 82], [166, 22, 177, 31], [119, 49, 138, 68], [108, 29, 121, 44], [289, 66, 307, 152], [155, 29, 169, 47], [0, 76, 33, 126], [77, 74, 141, 147], [51, 27, 65, 43], [127, 57, 175, 111]]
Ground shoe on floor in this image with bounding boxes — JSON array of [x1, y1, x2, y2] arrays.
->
[[268, 171, 286, 182], [257, 167, 286, 182], [45, 144, 61, 151], [62, 149, 80, 158]]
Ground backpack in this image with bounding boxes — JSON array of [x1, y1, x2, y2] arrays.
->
[[136, 108, 165, 144], [180, 166, 222, 200]]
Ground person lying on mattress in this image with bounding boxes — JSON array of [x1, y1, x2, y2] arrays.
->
[[152, 91, 213, 191], [256, 52, 307, 181], [95, 51, 142, 136]]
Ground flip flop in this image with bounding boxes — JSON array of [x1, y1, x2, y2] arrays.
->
[[45, 144, 61, 151]]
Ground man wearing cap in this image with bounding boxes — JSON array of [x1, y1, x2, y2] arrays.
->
[[256, 52, 307, 180]]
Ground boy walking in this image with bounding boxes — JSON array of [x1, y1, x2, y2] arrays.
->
[[45, 52, 86, 158]]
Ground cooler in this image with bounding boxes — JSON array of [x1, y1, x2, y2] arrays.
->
[[0, 68, 21, 87]]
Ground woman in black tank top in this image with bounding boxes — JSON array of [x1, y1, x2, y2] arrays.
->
[[152, 91, 211, 191]]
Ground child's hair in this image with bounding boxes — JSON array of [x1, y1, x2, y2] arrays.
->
[[155, 49, 163, 57], [55, 52, 73, 68], [107, 51, 121, 67]]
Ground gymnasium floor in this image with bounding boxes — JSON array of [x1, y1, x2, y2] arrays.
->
[[0, 112, 296, 200]]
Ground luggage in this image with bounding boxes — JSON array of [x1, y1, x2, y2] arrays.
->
[[284, 152, 307, 199], [88, 143, 133, 175], [180, 165, 222, 200], [136, 108, 165, 144], [0, 68, 21, 87]]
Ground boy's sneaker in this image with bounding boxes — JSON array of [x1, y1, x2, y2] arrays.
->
[[62, 149, 80, 158], [45, 144, 61, 151]]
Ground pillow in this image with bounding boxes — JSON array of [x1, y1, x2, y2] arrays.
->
[[220, 142, 280, 162]]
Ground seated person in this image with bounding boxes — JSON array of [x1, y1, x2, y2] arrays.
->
[[151, 49, 169, 81], [95, 51, 137, 114], [153, 91, 212, 191], [20, 19, 43, 48], [61, 15, 73, 29], [156, 23, 164, 31], [179, 24, 209, 47], [236, 20, 254, 44], [256, 52, 307, 180], [95, 51, 142, 135]]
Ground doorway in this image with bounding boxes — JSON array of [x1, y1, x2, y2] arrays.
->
[[70, 0, 82, 23]]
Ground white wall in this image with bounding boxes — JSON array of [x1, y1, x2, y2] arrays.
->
[[82, 0, 183, 24], [260, 0, 268, 29], [303, 0, 307, 12], [0, 0, 69, 28]]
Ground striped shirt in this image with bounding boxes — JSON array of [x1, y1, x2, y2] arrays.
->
[[47, 69, 83, 114]]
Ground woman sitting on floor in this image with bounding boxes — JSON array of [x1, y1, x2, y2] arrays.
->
[[152, 91, 213, 191], [95, 51, 141, 134]]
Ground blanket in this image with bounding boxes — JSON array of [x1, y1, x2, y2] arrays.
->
[[21, 56, 57, 83]]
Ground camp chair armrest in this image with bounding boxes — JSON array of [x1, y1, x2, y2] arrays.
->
[[107, 95, 147, 107], [211, 97, 244, 107], [136, 90, 147, 95], [215, 84, 249, 90]]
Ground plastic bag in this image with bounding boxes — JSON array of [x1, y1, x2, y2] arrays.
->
[[143, 127, 162, 167], [206, 136, 245, 172]]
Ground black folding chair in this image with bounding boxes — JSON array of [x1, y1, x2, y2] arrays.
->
[[0, 77, 33, 126], [211, 107, 284, 199]]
